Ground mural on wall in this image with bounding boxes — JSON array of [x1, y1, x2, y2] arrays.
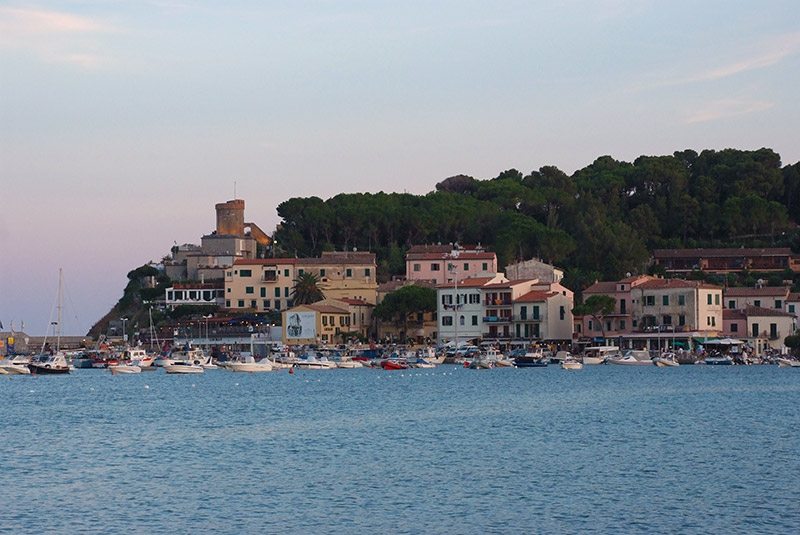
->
[[286, 312, 316, 339]]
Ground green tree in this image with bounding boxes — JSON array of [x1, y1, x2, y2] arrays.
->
[[291, 272, 325, 305], [374, 285, 437, 342], [573, 294, 617, 340]]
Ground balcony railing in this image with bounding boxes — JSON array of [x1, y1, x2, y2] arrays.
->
[[483, 316, 513, 323], [484, 299, 512, 306]]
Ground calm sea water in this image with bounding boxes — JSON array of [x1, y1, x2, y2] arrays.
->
[[2, 365, 799, 535]]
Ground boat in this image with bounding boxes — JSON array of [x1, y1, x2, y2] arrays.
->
[[581, 346, 620, 365], [29, 352, 72, 374], [228, 355, 274, 372], [561, 359, 583, 370], [776, 358, 800, 367], [411, 358, 436, 368], [513, 351, 548, 367], [654, 352, 680, 367], [335, 358, 364, 368], [380, 359, 409, 370], [164, 361, 205, 374], [0, 355, 32, 375], [295, 354, 336, 369], [608, 349, 654, 366], [468, 354, 493, 369], [120, 347, 155, 367], [110, 362, 142, 374], [29, 269, 71, 375]]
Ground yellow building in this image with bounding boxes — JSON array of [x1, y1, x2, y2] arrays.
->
[[224, 251, 378, 314], [283, 302, 351, 345]]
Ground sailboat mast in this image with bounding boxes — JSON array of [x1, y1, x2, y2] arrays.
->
[[57, 268, 63, 352]]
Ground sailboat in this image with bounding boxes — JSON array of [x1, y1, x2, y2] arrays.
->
[[29, 269, 71, 375]]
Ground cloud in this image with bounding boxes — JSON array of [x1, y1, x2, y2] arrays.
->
[[0, 7, 115, 68], [692, 32, 800, 82], [686, 99, 774, 124]]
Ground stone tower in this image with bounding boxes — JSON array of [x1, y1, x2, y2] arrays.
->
[[215, 199, 245, 236]]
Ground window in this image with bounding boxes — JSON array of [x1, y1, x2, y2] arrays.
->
[[275, 287, 281, 297], [227, 288, 231, 293], [663, 315, 672, 325], [711, 316, 716, 327], [775, 300, 782, 309], [663, 295, 669, 306], [632, 319, 638, 328], [472, 315, 478, 326], [533, 306, 540, 320], [715, 294, 720, 305], [413, 264, 420, 272], [463, 263, 469, 271], [322, 316, 328, 326], [320, 269, 326, 277], [588, 320, 593, 330], [250, 300, 256, 309], [679, 295, 686, 306], [729, 300, 735, 309], [260, 287, 266, 298], [442, 316, 453, 326], [284, 269, 289, 277], [442, 294, 453, 305], [645, 295, 655, 306], [606, 321, 612, 332], [239, 269, 252, 277], [560, 306, 565, 320], [246, 286, 254, 294], [225, 300, 230, 307], [264, 270, 277, 281], [770, 323, 778, 339], [482, 262, 488, 270], [520, 306, 527, 320], [298, 269, 304, 276], [620, 320, 626, 330], [238, 300, 245, 308], [789, 304, 796, 313], [431, 263, 440, 271], [679, 315, 685, 326], [346, 268, 352, 277], [754, 300, 761, 307], [731, 323, 738, 332], [469, 294, 480, 304], [284, 287, 289, 297], [365, 268, 371, 277], [459, 316, 465, 326], [263, 300, 270, 309], [274, 301, 280, 310], [707, 294, 712, 305]]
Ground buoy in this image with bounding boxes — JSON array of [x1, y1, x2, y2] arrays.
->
[[289, 368, 294, 374]]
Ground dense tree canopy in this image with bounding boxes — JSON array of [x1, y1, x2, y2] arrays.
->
[[271, 148, 800, 296]]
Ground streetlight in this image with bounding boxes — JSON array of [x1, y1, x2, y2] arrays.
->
[[120, 317, 129, 344]]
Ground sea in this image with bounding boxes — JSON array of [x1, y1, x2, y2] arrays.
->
[[2, 364, 799, 535]]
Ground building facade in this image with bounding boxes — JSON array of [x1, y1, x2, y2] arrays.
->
[[406, 245, 497, 284]]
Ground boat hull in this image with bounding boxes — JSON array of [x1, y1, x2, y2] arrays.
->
[[29, 364, 70, 375]]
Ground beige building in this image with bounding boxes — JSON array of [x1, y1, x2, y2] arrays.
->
[[512, 284, 574, 342], [224, 252, 378, 314], [631, 279, 723, 334], [376, 279, 438, 344], [723, 286, 791, 311], [282, 302, 351, 345]]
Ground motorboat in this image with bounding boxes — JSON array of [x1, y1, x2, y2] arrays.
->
[[110, 362, 142, 374], [468, 356, 493, 369], [0, 355, 32, 375], [701, 352, 733, 365], [560, 354, 583, 370], [654, 352, 680, 367], [228, 356, 274, 372], [121, 347, 155, 367], [380, 359, 409, 370], [296, 354, 336, 370], [29, 352, 71, 375], [411, 358, 436, 368], [581, 346, 620, 365], [513, 352, 548, 367], [608, 349, 654, 366], [164, 361, 205, 374], [776, 358, 800, 367], [335, 359, 364, 368]]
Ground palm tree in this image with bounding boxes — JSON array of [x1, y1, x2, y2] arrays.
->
[[291, 272, 325, 305]]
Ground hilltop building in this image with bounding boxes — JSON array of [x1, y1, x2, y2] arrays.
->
[[653, 247, 800, 275], [405, 244, 497, 284]]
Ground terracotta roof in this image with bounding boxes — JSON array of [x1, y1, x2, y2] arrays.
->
[[744, 305, 794, 318], [335, 298, 374, 307], [407, 244, 488, 254], [653, 247, 792, 258], [637, 279, 722, 290], [406, 252, 496, 261], [298, 303, 349, 314], [377, 280, 436, 292], [724, 286, 790, 297], [514, 290, 557, 303], [436, 276, 497, 289], [584, 281, 618, 294], [789, 293, 800, 301], [723, 309, 747, 320], [482, 278, 538, 289], [234, 258, 298, 266]]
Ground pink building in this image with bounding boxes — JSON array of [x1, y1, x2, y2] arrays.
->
[[406, 245, 497, 284], [575, 275, 654, 340]]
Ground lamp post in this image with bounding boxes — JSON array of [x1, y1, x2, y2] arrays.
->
[[120, 317, 129, 343]]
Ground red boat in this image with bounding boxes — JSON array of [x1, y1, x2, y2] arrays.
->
[[380, 359, 409, 370]]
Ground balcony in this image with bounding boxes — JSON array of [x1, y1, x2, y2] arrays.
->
[[484, 299, 512, 306], [483, 316, 513, 323]]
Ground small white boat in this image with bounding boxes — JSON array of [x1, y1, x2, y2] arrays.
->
[[336, 359, 364, 368], [229, 356, 273, 373], [608, 349, 653, 366], [110, 363, 142, 374], [0, 355, 32, 375], [776, 358, 800, 367], [582, 346, 620, 365], [654, 353, 680, 367], [561, 358, 583, 370], [164, 362, 205, 374], [295, 354, 336, 369], [411, 358, 436, 369]]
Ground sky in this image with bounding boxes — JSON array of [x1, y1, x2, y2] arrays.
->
[[2, 1, 799, 336]]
